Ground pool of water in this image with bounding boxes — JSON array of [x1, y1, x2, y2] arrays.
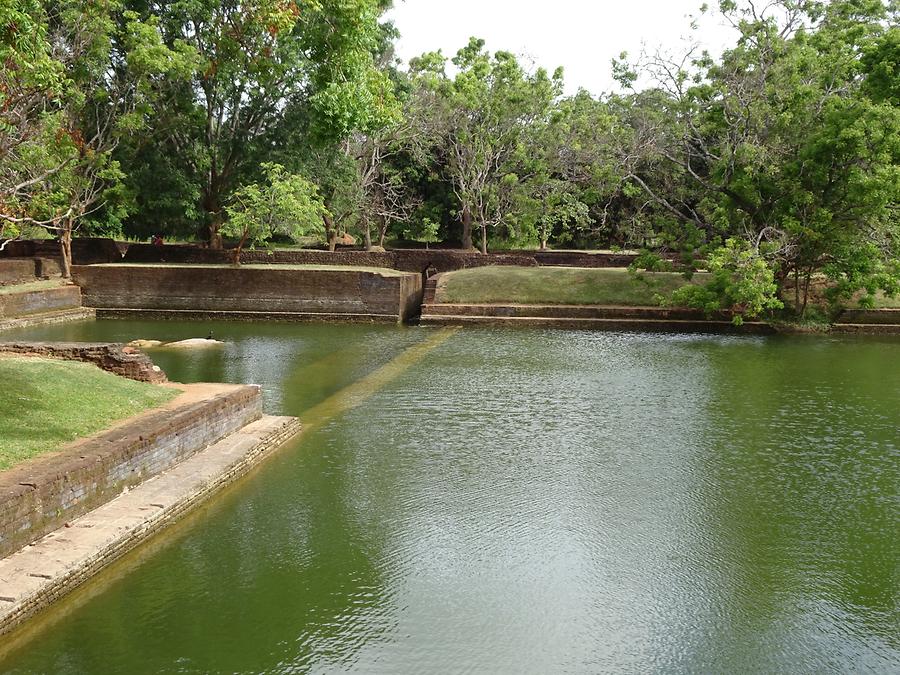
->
[[0, 320, 897, 673]]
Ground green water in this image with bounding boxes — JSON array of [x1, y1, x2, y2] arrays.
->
[[0, 320, 897, 674]]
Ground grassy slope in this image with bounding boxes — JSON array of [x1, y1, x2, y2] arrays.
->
[[437, 266, 702, 306], [0, 357, 178, 470]]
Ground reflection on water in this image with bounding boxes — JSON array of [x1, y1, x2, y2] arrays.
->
[[0, 321, 897, 673]]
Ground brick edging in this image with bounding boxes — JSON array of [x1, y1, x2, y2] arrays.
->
[[0, 416, 301, 637], [0, 384, 262, 558]]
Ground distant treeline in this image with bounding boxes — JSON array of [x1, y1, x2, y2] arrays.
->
[[1, 0, 897, 315]]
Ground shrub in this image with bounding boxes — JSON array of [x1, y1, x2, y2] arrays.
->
[[671, 238, 783, 325]]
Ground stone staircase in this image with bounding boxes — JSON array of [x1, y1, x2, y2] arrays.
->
[[831, 308, 900, 334], [419, 302, 774, 334]]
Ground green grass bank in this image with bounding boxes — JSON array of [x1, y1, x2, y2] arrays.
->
[[436, 266, 703, 306], [0, 357, 178, 470]]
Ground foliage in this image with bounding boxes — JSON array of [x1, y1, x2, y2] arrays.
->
[[671, 239, 784, 324], [0, 0, 193, 271], [629, 250, 673, 273], [222, 163, 325, 263], [616, 0, 900, 315], [114, 0, 395, 247], [403, 217, 440, 249], [408, 38, 563, 252]]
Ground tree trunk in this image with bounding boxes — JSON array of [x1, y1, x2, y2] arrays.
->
[[799, 269, 812, 318], [231, 230, 248, 266], [540, 237, 548, 250], [323, 213, 337, 252], [59, 222, 73, 279], [461, 205, 474, 250], [208, 221, 223, 250], [376, 214, 387, 249], [203, 188, 224, 249], [480, 222, 488, 255], [363, 220, 372, 251]]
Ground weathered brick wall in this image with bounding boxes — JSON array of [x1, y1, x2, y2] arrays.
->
[[533, 251, 645, 267], [0, 342, 167, 383], [0, 384, 262, 558], [73, 265, 423, 322], [4, 237, 688, 271], [119, 243, 539, 272], [0, 258, 62, 285], [0, 238, 125, 265], [836, 308, 900, 325], [33, 258, 62, 278], [0, 286, 82, 318], [0, 260, 38, 286], [119, 244, 683, 271]]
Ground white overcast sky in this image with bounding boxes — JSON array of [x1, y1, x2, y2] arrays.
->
[[385, 0, 739, 94]]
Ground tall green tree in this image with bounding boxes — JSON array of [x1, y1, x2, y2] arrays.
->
[[222, 162, 325, 263], [409, 38, 563, 252], [123, 0, 394, 247], [1, 0, 192, 274], [624, 0, 900, 314], [0, 0, 66, 246]]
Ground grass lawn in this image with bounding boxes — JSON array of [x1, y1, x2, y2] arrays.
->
[[0, 280, 66, 295], [0, 357, 179, 471], [436, 266, 703, 306]]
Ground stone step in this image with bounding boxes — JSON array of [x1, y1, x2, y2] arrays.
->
[[834, 308, 900, 326], [830, 323, 900, 334], [0, 307, 94, 332], [419, 313, 774, 334], [421, 302, 731, 321], [95, 308, 403, 323]]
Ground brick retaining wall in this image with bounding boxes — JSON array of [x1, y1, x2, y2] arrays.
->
[[4, 238, 694, 273], [0, 286, 81, 318], [0, 258, 62, 286], [3, 238, 690, 272], [0, 383, 262, 558], [119, 243, 541, 273], [835, 308, 900, 325], [0, 415, 301, 636], [73, 264, 424, 323], [0, 260, 37, 286]]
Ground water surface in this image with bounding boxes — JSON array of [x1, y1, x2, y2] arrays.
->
[[0, 321, 897, 673]]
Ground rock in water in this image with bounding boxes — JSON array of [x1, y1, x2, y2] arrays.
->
[[163, 338, 225, 349], [127, 339, 164, 349]]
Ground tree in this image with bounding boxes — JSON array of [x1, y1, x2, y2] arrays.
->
[[534, 186, 591, 250], [671, 238, 784, 324], [222, 162, 325, 264], [338, 122, 427, 250], [1, 0, 192, 275], [0, 0, 66, 248], [403, 217, 440, 250], [409, 38, 563, 253], [621, 0, 900, 315], [123, 0, 394, 248]]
